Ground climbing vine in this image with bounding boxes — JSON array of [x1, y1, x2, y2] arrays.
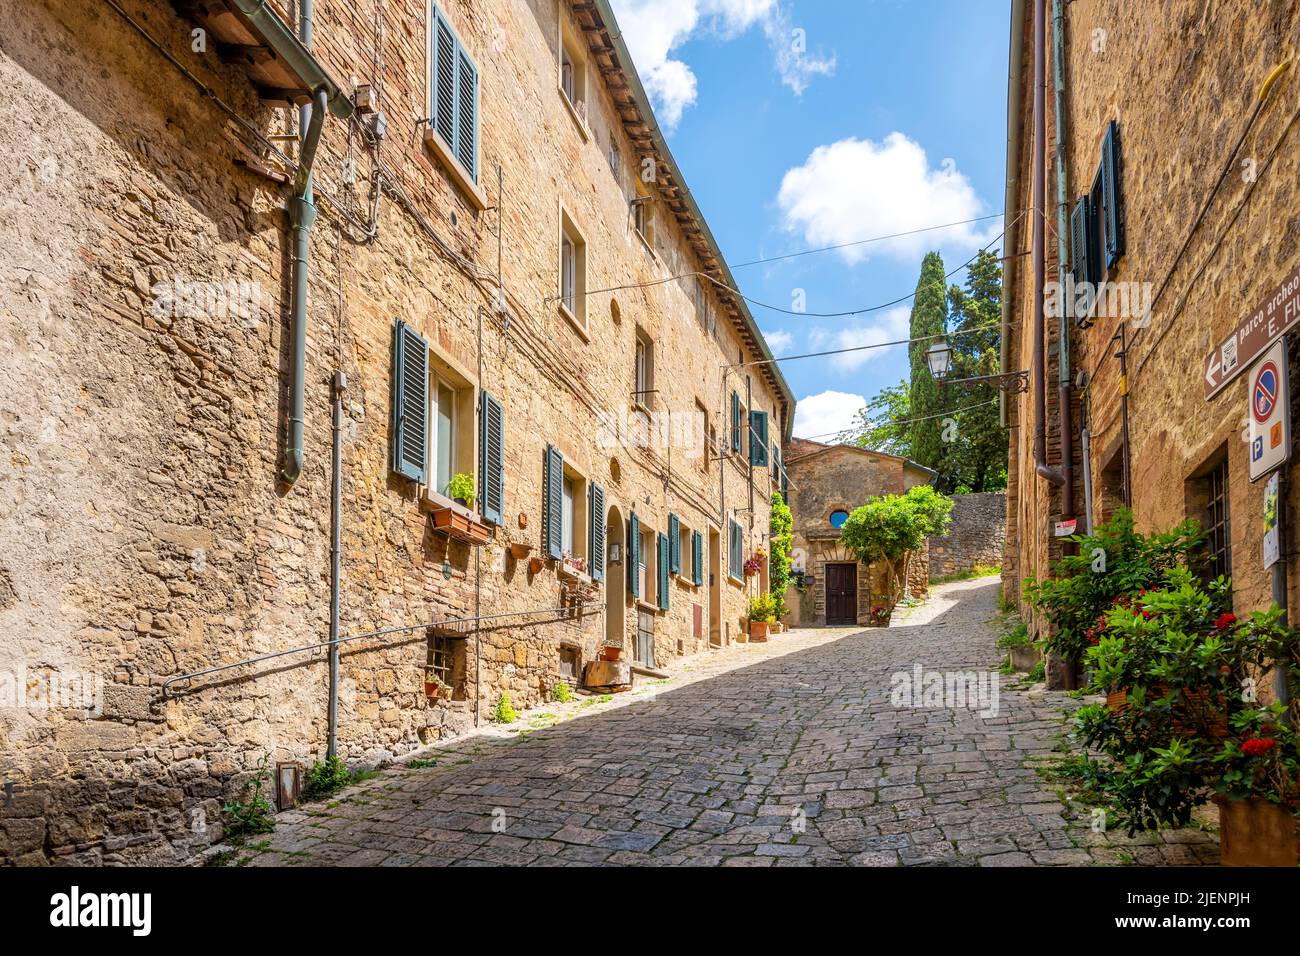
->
[[770, 491, 793, 619]]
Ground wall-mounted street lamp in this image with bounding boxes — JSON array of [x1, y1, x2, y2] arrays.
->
[[925, 336, 1030, 394]]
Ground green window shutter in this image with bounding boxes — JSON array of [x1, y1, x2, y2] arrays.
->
[[668, 513, 681, 574], [589, 483, 605, 582], [692, 530, 703, 586], [730, 391, 741, 452], [390, 320, 428, 483], [457, 48, 478, 182], [627, 512, 640, 598], [1101, 120, 1124, 267], [728, 519, 742, 579], [543, 445, 563, 559], [1070, 197, 1091, 289], [749, 410, 769, 466], [771, 444, 780, 478], [657, 533, 669, 610], [479, 390, 504, 525]]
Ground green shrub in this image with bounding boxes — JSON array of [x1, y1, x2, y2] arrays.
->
[[448, 472, 475, 505], [1022, 508, 1205, 660], [221, 754, 276, 837], [996, 620, 1030, 649], [551, 681, 573, 704], [840, 485, 953, 605], [769, 492, 793, 618], [492, 692, 518, 724], [747, 593, 776, 623], [304, 755, 352, 800]]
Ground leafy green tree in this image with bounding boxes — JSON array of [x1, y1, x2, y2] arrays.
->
[[769, 491, 793, 619], [942, 250, 1006, 492], [839, 485, 954, 605], [848, 380, 911, 456], [907, 251, 949, 473]]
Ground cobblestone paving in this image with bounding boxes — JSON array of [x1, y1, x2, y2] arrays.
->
[[242, 578, 1219, 866]]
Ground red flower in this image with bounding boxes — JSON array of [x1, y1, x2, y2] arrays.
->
[[1214, 612, 1237, 630], [1241, 737, 1277, 757], [1089, 636, 1100, 646]]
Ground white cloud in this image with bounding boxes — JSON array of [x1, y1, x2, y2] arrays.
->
[[808, 305, 911, 374], [793, 389, 866, 440], [777, 133, 999, 263], [763, 328, 794, 355], [610, 0, 834, 130]]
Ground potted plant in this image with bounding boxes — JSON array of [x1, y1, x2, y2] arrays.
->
[[747, 593, 775, 641], [598, 643, 622, 662], [424, 668, 451, 700], [1212, 703, 1300, 866], [869, 604, 891, 627], [448, 472, 475, 510], [743, 555, 762, 578]]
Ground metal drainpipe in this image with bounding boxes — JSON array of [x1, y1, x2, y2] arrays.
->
[[327, 370, 345, 758], [1052, 0, 1074, 520], [1032, 0, 1064, 489], [282, 0, 323, 485]]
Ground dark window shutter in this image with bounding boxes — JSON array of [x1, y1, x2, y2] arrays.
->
[[729, 519, 742, 579], [749, 410, 769, 466], [730, 391, 741, 452], [479, 390, 504, 525], [668, 513, 681, 573], [391, 320, 428, 483], [1101, 120, 1124, 267], [692, 530, 703, 586], [657, 533, 669, 610], [1070, 197, 1091, 288], [589, 483, 605, 582], [627, 512, 640, 598], [543, 445, 563, 559], [457, 49, 478, 182], [432, 12, 457, 151]]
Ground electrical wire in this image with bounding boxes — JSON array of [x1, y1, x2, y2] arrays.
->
[[795, 398, 1001, 444]]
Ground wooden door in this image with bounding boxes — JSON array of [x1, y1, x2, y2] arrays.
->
[[825, 563, 858, 625]]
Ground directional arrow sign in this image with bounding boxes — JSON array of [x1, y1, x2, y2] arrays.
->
[[1205, 262, 1300, 399]]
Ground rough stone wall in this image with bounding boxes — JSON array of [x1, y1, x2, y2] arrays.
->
[[1003, 1, 1300, 656], [929, 492, 1007, 581], [0, 0, 785, 864]]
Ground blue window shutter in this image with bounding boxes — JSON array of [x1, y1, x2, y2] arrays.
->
[[668, 513, 680, 574], [589, 483, 605, 582], [728, 519, 742, 579], [692, 530, 703, 586], [457, 47, 478, 182], [543, 445, 563, 559], [730, 391, 741, 452], [1069, 197, 1088, 288], [657, 533, 669, 610], [1101, 120, 1124, 266], [432, 9, 457, 150], [390, 320, 428, 483], [749, 410, 769, 466], [479, 391, 504, 525], [627, 512, 640, 598]]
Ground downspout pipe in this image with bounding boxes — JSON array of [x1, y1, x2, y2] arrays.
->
[[999, 0, 1026, 428], [1051, 0, 1074, 515], [281, 86, 328, 483], [1031, 0, 1064, 488]]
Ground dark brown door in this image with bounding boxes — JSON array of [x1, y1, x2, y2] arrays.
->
[[825, 563, 858, 625]]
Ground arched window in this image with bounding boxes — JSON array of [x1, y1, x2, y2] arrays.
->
[[829, 509, 849, 529]]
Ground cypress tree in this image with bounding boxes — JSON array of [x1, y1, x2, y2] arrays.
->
[[907, 251, 948, 472]]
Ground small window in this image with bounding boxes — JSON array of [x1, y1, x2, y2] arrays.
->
[[633, 179, 655, 249], [428, 3, 479, 186], [1202, 458, 1232, 581], [639, 525, 653, 602], [557, 10, 588, 127], [695, 400, 710, 472], [424, 352, 477, 504], [562, 474, 576, 556], [635, 330, 654, 409], [728, 517, 744, 580], [427, 632, 468, 701], [559, 210, 587, 331], [607, 139, 621, 181], [694, 277, 712, 332], [829, 509, 850, 529]]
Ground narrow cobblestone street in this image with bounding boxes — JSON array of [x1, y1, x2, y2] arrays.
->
[[241, 578, 1219, 866]]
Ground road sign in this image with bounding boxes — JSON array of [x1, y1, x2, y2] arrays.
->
[[1264, 471, 1280, 569], [1204, 262, 1300, 399], [1247, 338, 1290, 482]]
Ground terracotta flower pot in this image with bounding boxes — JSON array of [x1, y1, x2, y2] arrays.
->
[[1213, 794, 1300, 866], [749, 620, 769, 641], [424, 682, 441, 700], [528, 556, 545, 575], [599, 646, 622, 662]]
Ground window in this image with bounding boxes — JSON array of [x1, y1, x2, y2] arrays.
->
[[635, 329, 654, 409], [633, 179, 655, 249], [427, 632, 467, 701], [607, 138, 621, 181], [559, 209, 587, 332], [829, 509, 850, 529], [1069, 120, 1125, 322], [429, 377, 458, 498], [426, 3, 481, 204], [562, 474, 575, 556], [557, 7, 588, 132], [1187, 456, 1232, 583], [695, 400, 710, 472], [694, 277, 713, 333], [728, 517, 744, 581], [639, 525, 652, 602]]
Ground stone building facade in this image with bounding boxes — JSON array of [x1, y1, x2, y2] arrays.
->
[[1001, 0, 1300, 685], [928, 491, 1007, 581], [782, 438, 935, 627], [0, 0, 792, 864]]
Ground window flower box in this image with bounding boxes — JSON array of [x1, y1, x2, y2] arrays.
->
[[430, 505, 490, 546]]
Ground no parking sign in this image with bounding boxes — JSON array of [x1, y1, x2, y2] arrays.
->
[[1248, 338, 1290, 481]]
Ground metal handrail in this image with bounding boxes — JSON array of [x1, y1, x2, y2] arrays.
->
[[161, 603, 600, 696]]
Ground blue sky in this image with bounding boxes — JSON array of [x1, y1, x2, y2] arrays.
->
[[609, 0, 1009, 439]]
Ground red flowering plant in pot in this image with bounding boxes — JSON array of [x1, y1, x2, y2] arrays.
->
[[1070, 569, 1300, 845], [1212, 703, 1300, 866], [869, 604, 890, 626]]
